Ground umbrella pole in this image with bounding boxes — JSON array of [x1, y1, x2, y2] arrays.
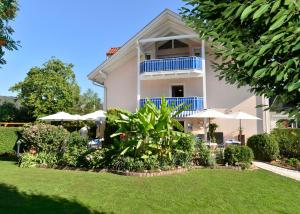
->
[[239, 119, 242, 144], [204, 118, 207, 142]]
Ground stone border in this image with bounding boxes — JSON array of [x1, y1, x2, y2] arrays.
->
[[34, 164, 256, 176], [35, 164, 189, 176], [108, 168, 189, 177]]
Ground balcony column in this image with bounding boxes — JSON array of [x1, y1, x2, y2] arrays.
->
[[201, 40, 207, 109], [136, 41, 141, 109], [202, 40, 208, 141]]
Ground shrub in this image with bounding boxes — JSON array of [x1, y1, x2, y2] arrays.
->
[[0, 127, 21, 153], [224, 145, 253, 168], [173, 134, 195, 166], [84, 149, 107, 169], [271, 128, 300, 159], [21, 123, 69, 154], [215, 148, 224, 164], [193, 140, 211, 166], [19, 153, 37, 168], [104, 108, 130, 147], [60, 132, 88, 167], [19, 152, 58, 168], [110, 157, 145, 172], [285, 158, 300, 169], [247, 134, 279, 161], [224, 145, 239, 165], [143, 156, 159, 170], [238, 146, 254, 166]]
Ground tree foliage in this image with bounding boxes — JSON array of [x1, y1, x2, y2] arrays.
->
[[72, 89, 102, 114], [0, 0, 19, 65], [181, 0, 300, 115], [10, 58, 80, 118], [0, 101, 33, 122]]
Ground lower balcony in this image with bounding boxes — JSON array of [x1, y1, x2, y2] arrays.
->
[[139, 97, 204, 112]]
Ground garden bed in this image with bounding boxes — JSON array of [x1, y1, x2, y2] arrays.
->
[[269, 160, 300, 171], [34, 163, 257, 176]]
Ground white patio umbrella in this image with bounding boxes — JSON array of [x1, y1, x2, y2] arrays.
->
[[39, 112, 80, 122], [187, 109, 231, 142], [81, 110, 106, 121], [228, 111, 261, 143]]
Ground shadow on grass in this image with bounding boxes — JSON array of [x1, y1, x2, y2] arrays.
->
[[0, 183, 112, 214]]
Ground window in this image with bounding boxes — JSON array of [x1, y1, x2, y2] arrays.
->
[[145, 53, 151, 60], [158, 40, 188, 50], [171, 85, 184, 97], [193, 47, 201, 57]]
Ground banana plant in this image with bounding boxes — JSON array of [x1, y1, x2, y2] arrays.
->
[[110, 97, 191, 160]]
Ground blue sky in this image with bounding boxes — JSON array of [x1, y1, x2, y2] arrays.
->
[[0, 0, 185, 101]]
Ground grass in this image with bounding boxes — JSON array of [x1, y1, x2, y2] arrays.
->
[[0, 161, 299, 213], [0, 127, 21, 152]]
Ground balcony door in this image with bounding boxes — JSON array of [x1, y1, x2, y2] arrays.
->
[[171, 85, 184, 97]]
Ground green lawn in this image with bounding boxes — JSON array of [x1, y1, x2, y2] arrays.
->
[[0, 161, 299, 214]]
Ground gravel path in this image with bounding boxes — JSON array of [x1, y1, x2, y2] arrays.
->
[[253, 161, 300, 181]]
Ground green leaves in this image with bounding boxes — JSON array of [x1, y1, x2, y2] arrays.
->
[[254, 68, 268, 78], [288, 82, 300, 92], [241, 5, 255, 20], [258, 44, 272, 55], [270, 32, 286, 43], [269, 14, 287, 31], [253, 4, 270, 19], [110, 97, 190, 161], [182, 0, 300, 116], [271, 0, 281, 13], [0, 0, 19, 65]]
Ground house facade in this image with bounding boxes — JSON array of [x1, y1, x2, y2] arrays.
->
[[88, 9, 271, 141]]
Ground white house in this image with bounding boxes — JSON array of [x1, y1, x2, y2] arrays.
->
[[88, 9, 271, 141]]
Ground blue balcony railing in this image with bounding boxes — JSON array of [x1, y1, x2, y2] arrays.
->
[[139, 97, 204, 111], [140, 56, 202, 74]]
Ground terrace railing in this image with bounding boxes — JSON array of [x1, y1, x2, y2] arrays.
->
[[140, 56, 202, 74], [139, 97, 204, 111]]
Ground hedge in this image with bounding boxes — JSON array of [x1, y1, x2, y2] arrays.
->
[[271, 128, 300, 159], [0, 127, 21, 152]]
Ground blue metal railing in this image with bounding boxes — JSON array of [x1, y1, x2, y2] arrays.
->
[[140, 56, 202, 73], [139, 97, 204, 111]]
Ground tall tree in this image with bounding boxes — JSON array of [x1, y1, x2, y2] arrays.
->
[[10, 58, 80, 118], [72, 89, 102, 114], [0, 0, 19, 65], [181, 0, 300, 116]]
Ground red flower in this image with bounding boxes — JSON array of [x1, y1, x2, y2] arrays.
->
[[120, 133, 126, 141]]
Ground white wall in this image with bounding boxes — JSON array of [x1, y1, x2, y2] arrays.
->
[[141, 78, 203, 98], [104, 56, 137, 112]]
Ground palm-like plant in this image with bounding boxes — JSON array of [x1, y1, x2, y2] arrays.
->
[[111, 98, 189, 161]]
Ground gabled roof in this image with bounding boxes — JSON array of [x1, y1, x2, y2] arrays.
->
[[88, 9, 197, 83]]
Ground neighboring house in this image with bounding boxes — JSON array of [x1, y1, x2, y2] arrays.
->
[[88, 9, 271, 141]]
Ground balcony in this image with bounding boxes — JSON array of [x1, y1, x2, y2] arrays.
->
[[140, 57, 202, 80], [139, 97, 204, 112]]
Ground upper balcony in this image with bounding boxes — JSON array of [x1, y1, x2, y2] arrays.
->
[[140, 56, 203, 80]]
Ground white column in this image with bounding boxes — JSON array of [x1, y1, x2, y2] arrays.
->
[[136, 41, 141, 109], [201, 40, 207, 109], [201, 40, 208, 142]]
